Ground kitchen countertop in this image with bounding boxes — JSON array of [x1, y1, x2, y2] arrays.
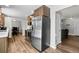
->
[[25, 25, 32, 32], [0, 28, 9, 38]]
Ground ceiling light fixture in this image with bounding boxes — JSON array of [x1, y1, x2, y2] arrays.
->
[[69, 18, 72, 19], [13, 19, 16, 22]]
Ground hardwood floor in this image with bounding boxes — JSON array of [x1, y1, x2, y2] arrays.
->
[[42, 36, 79, 53], [43, 36, 79, 53], [8, 34, 38, 53], [8, 35, 79, 53], [57, 36, 79, 53]]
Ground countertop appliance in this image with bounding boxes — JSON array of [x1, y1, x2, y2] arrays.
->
[[31, 16, 50, 52]]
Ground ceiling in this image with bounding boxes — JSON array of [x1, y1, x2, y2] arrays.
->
[[0, 5, 74, 20], [9, 5, 40, 16], [58, 5, 79, 19], [0, 5, 41, 19]]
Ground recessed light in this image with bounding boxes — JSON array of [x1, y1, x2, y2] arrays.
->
[[69, 18, 72, 19], [13, 19, 16, 21]]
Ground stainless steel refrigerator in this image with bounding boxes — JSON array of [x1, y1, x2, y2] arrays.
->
[[31, 16, 50, 52]]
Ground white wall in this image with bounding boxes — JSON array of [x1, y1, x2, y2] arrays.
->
[[5, 17, 12, 38], [62, 17, 79, 36], [21, 20, 26, 36], [12, 20, 22, 33], [55, 12, 62, 46], [12, 20, 19, 27]]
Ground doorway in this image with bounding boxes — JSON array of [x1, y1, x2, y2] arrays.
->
[[56, 5, 79, 52]]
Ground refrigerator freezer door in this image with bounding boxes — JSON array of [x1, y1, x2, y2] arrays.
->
[[31, 37, 42, 51]]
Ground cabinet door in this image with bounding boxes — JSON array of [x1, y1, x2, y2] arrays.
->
[[0, 16, 3, 26], [0, 38, 8, 53], [0, 15, 4, 26], [43, 6, 49, 16], [34, 5, 50, 16]]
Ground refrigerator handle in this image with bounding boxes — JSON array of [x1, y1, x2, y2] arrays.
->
[[32, 26, 33, 30]]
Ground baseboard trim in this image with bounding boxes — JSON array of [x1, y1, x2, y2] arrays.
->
[[68, 35, 79, 37], [50, 45, 56, 49], [68, 34, 79, 36]]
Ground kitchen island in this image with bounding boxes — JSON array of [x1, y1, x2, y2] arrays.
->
[[0, 28, 9, 53]]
